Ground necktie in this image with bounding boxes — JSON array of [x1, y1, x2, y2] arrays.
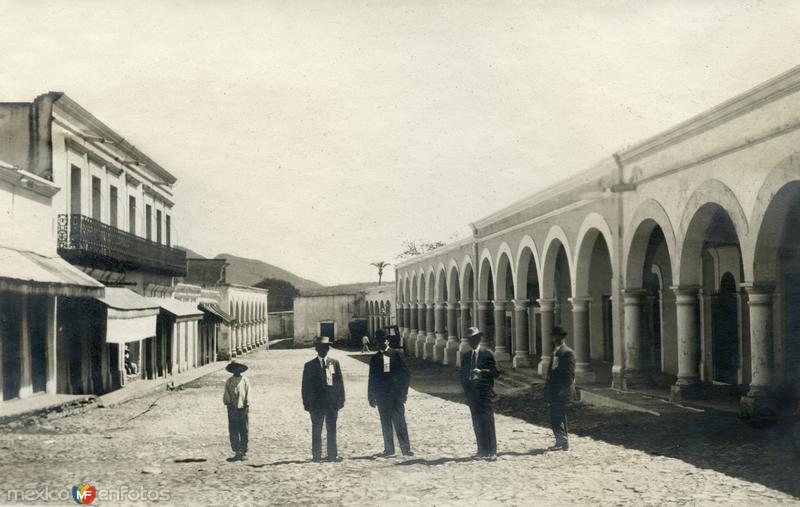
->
[[472, 350, 477, 370]]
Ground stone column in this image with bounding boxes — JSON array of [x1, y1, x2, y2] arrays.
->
[[444, 302, 459, 366], [457, 301, 472, 367], [622, 289, 647, 388], [19, 294, 32, 399], [537, 298, 555, 376], [670, 286, 701, 401], [493, 300, 510, 361], [408, 303, 419, 353], [433, 302, 447, 361], [740, 284, 775, 417], [476, 300, 490, 347], [403, 304, 412, 339], [398, 303, 405, 335], [570, 297, 594, 383], [415, 304, 426, 358], [424, 303, 436, 360], [512, 299, 532, 368]]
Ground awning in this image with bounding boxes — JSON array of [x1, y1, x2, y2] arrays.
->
[[199, 302, 235, 324], [0, 246, 104, 297], [96, 288, 159, 344], [149, 297, 203, 322]]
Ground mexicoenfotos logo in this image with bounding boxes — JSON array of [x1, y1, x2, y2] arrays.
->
[[72, 483, 96, 504]]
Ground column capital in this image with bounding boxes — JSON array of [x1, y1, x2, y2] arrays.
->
[[417, 302, 427, 310], [493, 300, 507, 311], [569, 296, 591, 311], [477, 299, 492, 310], [446, 302, 459, 311], [512, 298, 529, 311], [537, 297, 555, 312], [670, 285, 700, 304], [459, 300, 472, 311], [740, 282, 775, 298], [622, 288, 647, 301], [435, 301, 446, 310]]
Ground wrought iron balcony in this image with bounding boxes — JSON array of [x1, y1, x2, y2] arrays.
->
[[57, 214, 186, 276]]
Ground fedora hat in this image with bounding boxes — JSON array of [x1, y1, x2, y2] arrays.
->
[[314, 335, 333, 346], [465, 326, 483, 338], [551, 326, 568, 337], [225, 360, 248, 373]]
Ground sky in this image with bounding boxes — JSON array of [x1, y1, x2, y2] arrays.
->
[[1, 0, 799, 285]]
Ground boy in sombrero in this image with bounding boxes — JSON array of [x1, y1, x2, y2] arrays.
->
[[223, 360, 251, 461]]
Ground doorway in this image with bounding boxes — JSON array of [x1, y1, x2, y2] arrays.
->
[[712, 273, 739, 384], [319, 322, 335, 340]]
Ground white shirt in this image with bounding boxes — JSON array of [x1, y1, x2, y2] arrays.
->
[[319, 356, 334, 386], [382, 348, 391, 372]]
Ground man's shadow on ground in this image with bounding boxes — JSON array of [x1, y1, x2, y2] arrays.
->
[[243, 449, 549, 468]]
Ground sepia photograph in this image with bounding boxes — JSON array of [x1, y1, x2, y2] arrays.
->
[[1, 0, 799, 505]]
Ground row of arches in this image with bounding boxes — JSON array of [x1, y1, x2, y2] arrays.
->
[[396, 169, 800, 412], [229, 295, 268, 355], [366, 300, 392, 337]]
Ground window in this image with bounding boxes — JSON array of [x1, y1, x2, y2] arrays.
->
[[91, 176, 102, 220], [145, 204, 152, 241], [156, 209, 162, 244], [70, 166, 81, 215], [128, 196, 137, 234], [109, 186, 118, 228], [165, 215, 171, 247]]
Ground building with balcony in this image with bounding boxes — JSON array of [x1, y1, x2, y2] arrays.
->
[[0, 93, 195, 400]]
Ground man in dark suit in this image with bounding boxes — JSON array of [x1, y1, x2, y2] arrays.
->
[[460, 326, 500, 460], [368, 334, 413, 457], [301, 336, 346, 462], [544, 326, 575, 451]]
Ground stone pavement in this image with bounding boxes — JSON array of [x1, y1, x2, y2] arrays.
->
[[0, 348, 797, 506]]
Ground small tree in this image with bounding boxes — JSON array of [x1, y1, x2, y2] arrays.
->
[[396, 240, 448, 259], [370, 261, 391, 285], [253, 277, 300, 312]]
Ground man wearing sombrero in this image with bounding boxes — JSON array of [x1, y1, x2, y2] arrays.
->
[[222, 359, 251, 461], [302, 336, 346, 462]]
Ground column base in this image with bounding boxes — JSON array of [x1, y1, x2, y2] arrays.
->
[[512, 352, 533, 368], [415, 337, 425, 358], [494, 347, 511, 362], [739, 392, 778, 427], [433, 335, 447, 362], [456, 340, 471, 367], [444, 338, 459, 366], [622, 370, 652, 390], [575, 369, 596, 384], [669, 381, 702, 402], [537, 356, 552, 377], [423, 335, 436, 360], [611, 365, 624, 389]]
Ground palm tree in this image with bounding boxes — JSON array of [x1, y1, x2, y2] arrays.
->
[[370, 261, 391, 285]]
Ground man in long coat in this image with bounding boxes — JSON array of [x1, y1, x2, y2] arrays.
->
[[368, 334, 413, 457], [544, 326, 575, 451], [460, 327, 500, 460], [301, 336, 346, 462]]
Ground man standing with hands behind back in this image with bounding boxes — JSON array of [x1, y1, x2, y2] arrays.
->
[[544, 326, 575, 451], [368, 333, 413, 457], [302, 336, 346, 462], [460, 327, 500, 460]]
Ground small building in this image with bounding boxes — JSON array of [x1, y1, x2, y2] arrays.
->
[[293, 284, 395, 346]]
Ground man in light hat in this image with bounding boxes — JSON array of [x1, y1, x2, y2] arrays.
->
[[460, 327, 500, 460], [368, 332, 413, 457], [544, 326, 575, 451], [302, 336, 346, 462], [222, 359, 251, 461]]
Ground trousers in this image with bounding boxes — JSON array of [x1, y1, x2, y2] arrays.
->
[[377, 399, 411, 454], [549, 399, 569, 446], [227, 406, 249, 454], [310, 408, 338, 460], [466, 391, 496, 456]]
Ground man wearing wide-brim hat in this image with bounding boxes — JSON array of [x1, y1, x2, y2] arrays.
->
[[460, 327, 500, 460], [222, 359, 251, 461], [301, 335, 346, 462], [544, 326, 575, 451]]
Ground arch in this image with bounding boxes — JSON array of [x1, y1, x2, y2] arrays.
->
[[461, 261, 476, 302], [446, 258, 460, 303], [478, 248, 495, 300], [494, 245, 515, 301], [541, 225, 574, 299], [515, 235, 542, 299], [678, 202, 745, 286], [425, 266, 436, 303], [434, 262, 448, 301], [749, 155, 800, 283], [574, 213, 615, 297], [410, 273, 418, 303], [677, 179, 748, 285], [460, 254, 475, 297], [624, 199, 678, 289], [416, 270, 425, 302]]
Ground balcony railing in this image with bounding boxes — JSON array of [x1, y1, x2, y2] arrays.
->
[[57, 214, 187, 276]]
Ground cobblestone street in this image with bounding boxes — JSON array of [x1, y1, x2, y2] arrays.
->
[[1, 348, 798, 506]]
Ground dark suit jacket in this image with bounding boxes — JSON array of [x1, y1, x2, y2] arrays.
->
[[368, 347, 410, 405], [460, 347, 500, 397], [545, 344, 575, 402], [302, 356, 345, 412]]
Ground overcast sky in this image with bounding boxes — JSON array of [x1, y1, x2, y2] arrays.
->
[[1, 1, 799, 285]]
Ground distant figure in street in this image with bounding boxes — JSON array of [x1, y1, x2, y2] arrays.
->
[[222, 359, 251, 461], [361, 335, 372, 353], [544, 326, 575, 451], [460, 327, 500, 460], [302, 336, 346, 462], [368, 334, 413, 457], [124, 346, 138, 375]]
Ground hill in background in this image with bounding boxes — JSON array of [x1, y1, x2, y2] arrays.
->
[[214, 252, 323, 292]]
